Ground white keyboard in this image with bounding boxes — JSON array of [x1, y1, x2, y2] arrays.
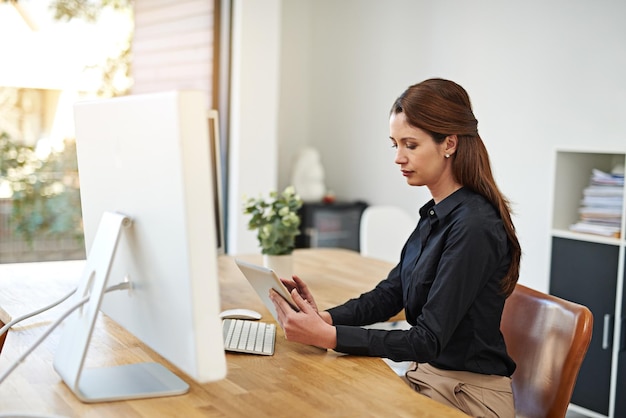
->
[[222, 318, 276, 356]]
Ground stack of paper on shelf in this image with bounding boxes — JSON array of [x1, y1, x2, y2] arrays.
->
[[570, 168, 624, 238]]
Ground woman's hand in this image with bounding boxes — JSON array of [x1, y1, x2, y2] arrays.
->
[[270, 287, 337, 349], [279, 275, 319, 313]]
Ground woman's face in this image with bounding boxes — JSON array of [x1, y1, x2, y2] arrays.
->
[[389, 111, 450, 188]]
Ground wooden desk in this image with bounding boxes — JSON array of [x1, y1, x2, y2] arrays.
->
[[0, 249, 465, 417]]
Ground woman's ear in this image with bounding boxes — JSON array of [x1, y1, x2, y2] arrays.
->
[[445, 135, 458, 156]]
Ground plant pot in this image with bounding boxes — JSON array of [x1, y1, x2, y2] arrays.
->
[[263, 254, 293, 280]]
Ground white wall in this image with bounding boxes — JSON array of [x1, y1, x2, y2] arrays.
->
[[231, 0, 626, 292], [227, 0, 282, 254], [276, 0, 313, 188]]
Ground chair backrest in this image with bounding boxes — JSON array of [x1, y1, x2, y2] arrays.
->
[[359, 205, 415, 263], [501, 284, 593, 418], [0, 320, 6, 355]]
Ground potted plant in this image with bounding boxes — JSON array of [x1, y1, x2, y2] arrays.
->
[[243, 185, 303, 278]]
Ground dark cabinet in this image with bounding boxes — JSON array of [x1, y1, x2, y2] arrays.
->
[[295, 201, 367, 251], [549, 237, 617, 415], [614, 250, 626, 418]]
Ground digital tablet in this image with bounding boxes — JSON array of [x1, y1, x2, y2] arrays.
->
[[234, 259, 299, 325]]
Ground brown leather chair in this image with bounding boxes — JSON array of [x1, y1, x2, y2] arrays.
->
[[501, 284, 593, 418], [0, 331, 5, 353], [0, 307, 9, 354], [0, 322, 7, 355]]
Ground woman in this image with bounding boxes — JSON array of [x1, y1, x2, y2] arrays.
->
[[270, 78, 521, 418]]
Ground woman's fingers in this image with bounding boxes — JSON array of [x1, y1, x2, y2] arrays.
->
[[290, 288, 314, 313], [269, 289, 288, 326]]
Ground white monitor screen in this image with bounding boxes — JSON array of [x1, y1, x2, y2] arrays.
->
[[71, 91, 227, 384]]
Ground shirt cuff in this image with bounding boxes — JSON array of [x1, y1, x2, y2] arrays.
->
[[333, 325, 371, 356]]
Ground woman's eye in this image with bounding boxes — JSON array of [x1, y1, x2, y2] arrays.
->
[[390, 141, 417, 150]]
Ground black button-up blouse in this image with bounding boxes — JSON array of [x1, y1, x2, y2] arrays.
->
[[328, 187, 516, 376]]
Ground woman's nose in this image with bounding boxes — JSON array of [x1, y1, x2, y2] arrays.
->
[[395, 149, 407, 165]]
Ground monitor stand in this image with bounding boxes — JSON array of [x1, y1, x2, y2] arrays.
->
[[53, 211, 189, 403]]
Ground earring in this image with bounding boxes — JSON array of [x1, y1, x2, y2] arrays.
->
[[445, 154, 450, 158]]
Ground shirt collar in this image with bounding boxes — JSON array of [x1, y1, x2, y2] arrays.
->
[[419, 187, 470, 220]]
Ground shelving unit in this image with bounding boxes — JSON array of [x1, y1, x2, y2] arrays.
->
[[549, 150, 626, 418]]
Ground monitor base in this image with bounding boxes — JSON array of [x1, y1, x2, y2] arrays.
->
[[76, 362, 189, 403]]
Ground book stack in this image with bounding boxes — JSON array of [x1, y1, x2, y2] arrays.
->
[[569, 168, 624, 238]]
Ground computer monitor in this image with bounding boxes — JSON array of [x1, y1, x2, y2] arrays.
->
[[53, 91, 227, 402]]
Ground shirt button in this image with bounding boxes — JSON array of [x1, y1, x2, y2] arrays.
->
[[429, 209, 435, 216]]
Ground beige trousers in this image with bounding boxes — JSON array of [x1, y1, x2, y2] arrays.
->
[[402, 363, 515, 418]]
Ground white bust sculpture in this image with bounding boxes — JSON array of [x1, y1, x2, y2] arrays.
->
[[291, 147, 326, 202]]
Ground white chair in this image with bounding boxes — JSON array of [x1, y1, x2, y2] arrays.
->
[[359, 205, 416, 264]]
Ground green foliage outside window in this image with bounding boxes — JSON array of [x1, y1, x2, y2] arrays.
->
[[0, 132, 83, 246], [0, 0, 133, 257]]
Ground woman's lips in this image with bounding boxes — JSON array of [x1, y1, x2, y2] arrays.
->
[[401, 170, 413, 177]]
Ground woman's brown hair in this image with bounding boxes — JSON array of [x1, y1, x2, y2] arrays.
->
[[390, 78, 521, 296]]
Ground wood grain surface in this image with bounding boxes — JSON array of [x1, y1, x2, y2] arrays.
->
[[0, 249, 465, 417]]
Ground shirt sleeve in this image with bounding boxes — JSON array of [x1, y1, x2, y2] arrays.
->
[[327, 262, 404, 326]]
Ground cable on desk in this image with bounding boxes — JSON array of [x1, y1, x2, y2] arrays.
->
[[0, 281, 131, 385], [0, 288, 77, 337]]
